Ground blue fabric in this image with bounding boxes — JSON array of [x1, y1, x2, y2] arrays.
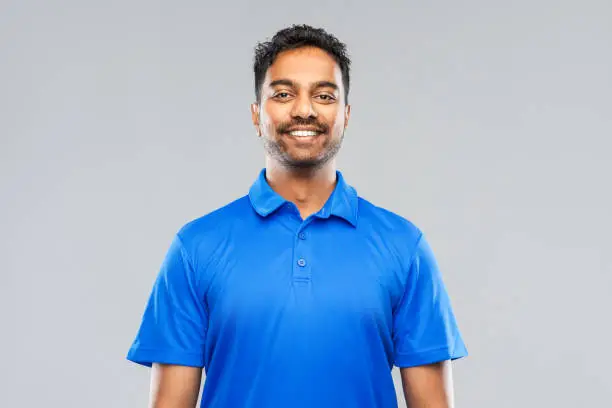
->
[[127, 168, 468, 408]]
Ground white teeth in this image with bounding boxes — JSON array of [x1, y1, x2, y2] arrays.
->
[[289, 130, 319, 137]]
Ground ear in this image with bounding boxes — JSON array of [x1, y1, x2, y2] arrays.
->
[[251, 103, 261, 136], [344, 104, 351, 129]]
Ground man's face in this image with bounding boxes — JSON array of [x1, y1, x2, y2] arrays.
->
[[252, 46, 350, 170]]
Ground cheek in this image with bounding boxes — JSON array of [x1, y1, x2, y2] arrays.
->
[[330, 110, 346, 132], [265, 120, 282, 139], [261, 105, 285, 132]]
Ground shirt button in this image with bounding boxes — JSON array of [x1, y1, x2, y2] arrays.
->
[[297, 258, 306, 267], [298, 232, 306, 240]]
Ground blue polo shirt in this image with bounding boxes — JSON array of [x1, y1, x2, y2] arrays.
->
[[127, 169, 467, 408]]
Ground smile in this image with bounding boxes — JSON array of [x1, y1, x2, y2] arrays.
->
[[288, 130, 321, 137]]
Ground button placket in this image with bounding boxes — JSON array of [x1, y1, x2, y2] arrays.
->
[[293, 223, 312, 283]]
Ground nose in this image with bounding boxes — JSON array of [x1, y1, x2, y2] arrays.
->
[[290, 93, 317, 119]]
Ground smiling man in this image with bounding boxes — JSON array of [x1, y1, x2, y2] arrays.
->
[[127, 24, 468, 408]]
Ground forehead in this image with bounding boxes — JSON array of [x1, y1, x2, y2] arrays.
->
[[264, 46, 342, 86]]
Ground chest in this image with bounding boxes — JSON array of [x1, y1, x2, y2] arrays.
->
[[201, 225, 406, 330]]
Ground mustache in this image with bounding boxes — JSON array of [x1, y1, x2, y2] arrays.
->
[[276, 118, 329, 133]]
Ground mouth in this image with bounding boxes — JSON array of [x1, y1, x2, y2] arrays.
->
[[284, 129, 324, 138]]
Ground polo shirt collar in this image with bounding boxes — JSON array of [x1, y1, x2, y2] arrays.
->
[[248, 168, 359, 227]]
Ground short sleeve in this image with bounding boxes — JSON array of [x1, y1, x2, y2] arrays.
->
[[126, 233, 208, 368], [392, 233, 468, 368]]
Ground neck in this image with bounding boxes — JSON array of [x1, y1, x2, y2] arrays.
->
[[264, 158, 338, 219]]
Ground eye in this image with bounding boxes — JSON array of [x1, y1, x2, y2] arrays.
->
[[273, 92, 292, 99], [316, 94, 336, 102]]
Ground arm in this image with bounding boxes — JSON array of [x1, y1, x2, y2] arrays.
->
[[149, 363, 203, 408], [126, 233, 209, 406], [392, 233, 467, 407], [400, 360, 454, 408]]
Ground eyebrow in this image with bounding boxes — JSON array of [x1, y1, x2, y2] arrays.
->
[[268, 79, 339, 92]]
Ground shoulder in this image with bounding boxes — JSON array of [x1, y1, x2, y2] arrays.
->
[[172, 195, 252, 266], [357, 196, 422, 239], [179, 195, 251, 236], [356, 196, 425, 261]]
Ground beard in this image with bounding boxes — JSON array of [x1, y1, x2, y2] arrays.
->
[[260, 119, 345, 170]]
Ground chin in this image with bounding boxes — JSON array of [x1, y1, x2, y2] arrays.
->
[[279, 152, 315, 166], [283, 153, 331, 170]]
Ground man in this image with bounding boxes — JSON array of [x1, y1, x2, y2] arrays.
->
[[127, 24, 468, 408]]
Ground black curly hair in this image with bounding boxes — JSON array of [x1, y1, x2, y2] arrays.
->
[[253, 24, 351, 104]]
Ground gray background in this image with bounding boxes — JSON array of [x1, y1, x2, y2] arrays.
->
[[2, 0, 611, 407]]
